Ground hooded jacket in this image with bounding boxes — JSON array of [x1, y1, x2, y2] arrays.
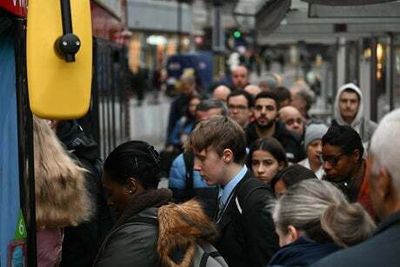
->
[[333, 83, 377, 144], [94, 189, 224, 267]]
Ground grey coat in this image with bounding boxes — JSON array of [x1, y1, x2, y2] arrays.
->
[[312, 211, 400, 267]]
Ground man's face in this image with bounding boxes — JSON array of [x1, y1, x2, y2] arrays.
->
[[280, 108, 304, 136], [322, 144, 356, 182], [254, 98, 278, 129], [232, 66, 248, 89], [193, 148, 226, 186], [339, 91, 360, 122], [228, 95, 251, 128]]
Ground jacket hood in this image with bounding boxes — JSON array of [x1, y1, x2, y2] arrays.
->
[[157, 199, 219, 267], [56, 120, 100, 162], [334, 83, 364, 130], [114, 189, 172, 230]]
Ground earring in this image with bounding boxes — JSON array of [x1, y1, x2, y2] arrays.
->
[[128, 190, 133, 194]]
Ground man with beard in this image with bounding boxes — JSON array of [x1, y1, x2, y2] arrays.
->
[[245, 91, 305, 163]]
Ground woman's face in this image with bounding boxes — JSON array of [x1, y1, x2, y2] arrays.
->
[[102, 172, 130, 217], [251, 150, 282, 183], [188, 98, 200, 116], [307, 139, 323, 167]]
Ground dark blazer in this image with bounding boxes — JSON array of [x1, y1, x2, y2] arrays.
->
[[312, 211, 400, 267], [215, 171, 279, 267]]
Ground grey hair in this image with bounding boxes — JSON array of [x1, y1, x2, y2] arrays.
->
[[273, 179, 375, 247], [196, 98, 228, 116], [369, 109, 400, 192]]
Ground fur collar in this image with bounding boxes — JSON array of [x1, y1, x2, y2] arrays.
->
[[113, 188, 172, 229], [157, 200, 219, 267]]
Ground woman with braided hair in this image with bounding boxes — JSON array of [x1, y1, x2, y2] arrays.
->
[[94, 140, 227, 267]]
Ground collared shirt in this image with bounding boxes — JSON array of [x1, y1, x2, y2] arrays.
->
[[218, 165, 248, 207]]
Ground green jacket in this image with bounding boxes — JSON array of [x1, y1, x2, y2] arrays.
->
[[93, 189, 172, 267]]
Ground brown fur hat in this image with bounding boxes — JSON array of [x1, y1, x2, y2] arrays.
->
[[33, 116, 93, 228], [157, 199, 218, 267]]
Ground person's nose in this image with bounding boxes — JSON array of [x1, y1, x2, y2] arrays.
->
[[193, 158, 201, 171], [316, 144, 322, 154], [292, 121, 301, 129], [323, 160, 332, 171], [257, 163, 265, 174], [260, 107, 267, 115]]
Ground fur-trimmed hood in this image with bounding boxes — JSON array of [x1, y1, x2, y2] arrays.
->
[[33, 116, 93, 228], [157, 199, 219, 267]]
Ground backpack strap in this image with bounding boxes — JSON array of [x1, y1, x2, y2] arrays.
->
[[199, 252, 210, 267], [234, 177, 269, 215], [183, 151, 194, 192]]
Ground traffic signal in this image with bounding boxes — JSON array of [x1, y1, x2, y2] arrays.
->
[[233, 30, 241, 39]]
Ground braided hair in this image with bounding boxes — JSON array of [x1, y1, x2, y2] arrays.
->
[[104, 140, 161, 189]]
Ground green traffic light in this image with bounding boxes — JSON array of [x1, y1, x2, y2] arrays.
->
[[233, 30, 241, 38]]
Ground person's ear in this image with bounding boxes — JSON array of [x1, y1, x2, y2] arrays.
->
[[352, 149, 361, 163], [377, 167, 393, 203], [222, 149, 233, 163], [126, 177, 137, 195], [278, 162, 285, 171], [287, 225, 300, 243]]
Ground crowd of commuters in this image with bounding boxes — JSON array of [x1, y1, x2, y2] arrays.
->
[[32, 64, 400, 267]]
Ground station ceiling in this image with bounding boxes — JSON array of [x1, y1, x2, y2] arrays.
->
[[234, 0, 400, 45]]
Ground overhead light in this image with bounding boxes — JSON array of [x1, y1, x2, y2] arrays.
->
[[146, 35, 167, 45]]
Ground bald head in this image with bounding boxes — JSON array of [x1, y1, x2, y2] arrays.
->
[[231, 65, 249, 90], [213, 85, 231, 102], [279, 106, 305, 136], [244, 85, 262, 97]]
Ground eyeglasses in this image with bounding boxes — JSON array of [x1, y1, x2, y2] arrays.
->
[[228, 104, 248, 111], [319, 153, 347, 166]]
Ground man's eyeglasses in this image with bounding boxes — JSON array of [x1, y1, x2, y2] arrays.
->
[[319, 153, 347, 166], [228, 104, 248, 111]]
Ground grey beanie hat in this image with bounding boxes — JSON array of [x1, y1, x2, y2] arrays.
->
[[304, 123, 329, 149]]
